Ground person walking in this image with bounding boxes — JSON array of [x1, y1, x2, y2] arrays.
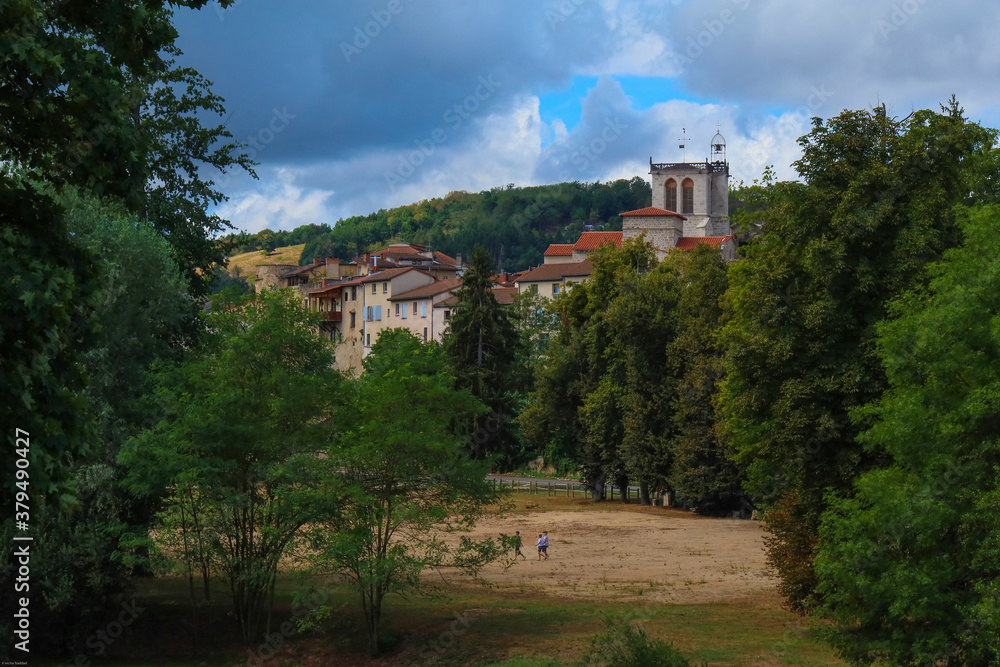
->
[[513, 530, 526, 561], [541, 530, 549, 560], [536, 533, 544, 561]]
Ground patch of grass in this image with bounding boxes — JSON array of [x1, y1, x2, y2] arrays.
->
[[225, 243, 307, 277]]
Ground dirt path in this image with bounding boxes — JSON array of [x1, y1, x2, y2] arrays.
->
[[437, 499, 774, 605]]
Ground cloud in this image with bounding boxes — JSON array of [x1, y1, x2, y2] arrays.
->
[[175, 1, 1000, 233]]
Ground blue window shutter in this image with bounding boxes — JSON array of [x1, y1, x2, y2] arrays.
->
[[375, 305, 382, 321]]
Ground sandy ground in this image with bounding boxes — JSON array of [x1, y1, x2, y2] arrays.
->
[[436, 501, 774, 605]]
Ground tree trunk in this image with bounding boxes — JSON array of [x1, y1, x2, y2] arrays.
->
[[588, 475, 605, 501], [639, 481, 651, 505], [614, 473, 630, 503]]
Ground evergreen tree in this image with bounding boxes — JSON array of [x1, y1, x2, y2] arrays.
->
[[444, 246, 521, 463]]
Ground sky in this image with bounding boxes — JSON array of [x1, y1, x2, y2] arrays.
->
[[172, 0, 1000, 234]]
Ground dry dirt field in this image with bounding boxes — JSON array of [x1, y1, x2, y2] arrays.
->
[[438, 496, 774, 606]]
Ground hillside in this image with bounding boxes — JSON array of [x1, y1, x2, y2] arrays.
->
[[225, 244, 306, 281], [223, 178, 654, 273]]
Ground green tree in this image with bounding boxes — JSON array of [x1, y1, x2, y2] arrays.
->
[[139, 53, 255, 295], [122, 289, 342, 643], [719, 101, 998, 611], [311, 329, 508, 654], [579, 615, 704, 667], [668, 245, 743, 514], [815, 205, 1000, 666], [0, 0, 239, 501], [445, 245, 522, 464]]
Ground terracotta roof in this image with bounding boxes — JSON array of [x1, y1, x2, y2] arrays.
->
[[620, 206, 687, 220], [674, 235, 733, 250], [492, 287, 517, 304], [516, 260, 593, 284], [543, 244, 574, 257], [282, 260, 325, 278], [390, 278, 462, 301], [358, 267, 426, 284], [572, 232, 623, 252], [436, 295, 460, 308]]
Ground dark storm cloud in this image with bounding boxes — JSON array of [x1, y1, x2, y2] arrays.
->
[[173, 0, 619, 163]]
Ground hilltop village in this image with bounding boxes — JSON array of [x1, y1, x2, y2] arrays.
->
[[256, 133, 736, 373]]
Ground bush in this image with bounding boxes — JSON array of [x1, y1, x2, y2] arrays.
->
[[578, 615, 705, 667]]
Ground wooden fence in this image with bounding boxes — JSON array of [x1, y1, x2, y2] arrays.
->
[[491, 478, 637, 501]]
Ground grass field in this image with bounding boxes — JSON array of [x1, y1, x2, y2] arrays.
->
[[35, 496, 844, 666]]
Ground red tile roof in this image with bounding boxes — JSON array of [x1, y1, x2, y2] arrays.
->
[[492, 287, 517, 304], [516, 260, 593, 284], [358, 267, 427, 283], [620, 206, 687, 219], [543, 244, 574, 256], [390, 278, 462, 301], [674, 235, 733, 250], [572, 232, 623, 252]]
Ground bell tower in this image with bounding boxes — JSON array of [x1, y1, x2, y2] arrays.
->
[[649, 128, 730, 237]]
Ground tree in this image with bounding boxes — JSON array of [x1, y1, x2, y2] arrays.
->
[[0, 0, 240, 501], [602, 259, 683, 504], [668, 245, 744, 514], [579, 615, 704, 667], [578, 237, 662, 499], [815, 205, 1000, 666], [719, 101, 999, 611], [139, 52, 255, 295], [122, 288, 343, 643], [444, 245, 522, 464], [311, 329, 508, 654]]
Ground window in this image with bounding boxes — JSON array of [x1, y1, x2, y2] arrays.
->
[[395, 303, 400, 316], [366, 306, 373, 321], [665, 178, 677, 212], [552, 283, 560, 296], [413, 301, 417, 315], [423, 327, 428, 342], [402, 303, 408, 319], [444, 309, 451, 320], [350, 312, 356, 329], [383, 282, 388, 293], [351, 286, 357, 301], [682, 178, 694, 214], [366, 333, 370, 346], [421, 301, 427, 317], [371, 283, 376, 295]]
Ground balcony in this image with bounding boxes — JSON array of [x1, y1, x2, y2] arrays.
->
[[319, 311, 342, 322]]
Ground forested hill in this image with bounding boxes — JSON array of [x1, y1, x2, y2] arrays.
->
[[225, 178, 652, 272]]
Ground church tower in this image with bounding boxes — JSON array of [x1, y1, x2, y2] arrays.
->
[[649, 130, 730, 237]]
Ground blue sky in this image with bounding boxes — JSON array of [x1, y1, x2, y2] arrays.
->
[[172, 0, 1000, 233]]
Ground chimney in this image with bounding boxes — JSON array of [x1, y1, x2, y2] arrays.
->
[[456, 253, 463, 267], [325, 257, 339, 265], [313, 257, 321, 266], [322, 279, 330, 287]]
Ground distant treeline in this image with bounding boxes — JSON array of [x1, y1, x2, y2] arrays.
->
[[222, 178, 653, 272]]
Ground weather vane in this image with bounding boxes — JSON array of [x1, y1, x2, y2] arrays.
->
[[678, 127, 689, 162]]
